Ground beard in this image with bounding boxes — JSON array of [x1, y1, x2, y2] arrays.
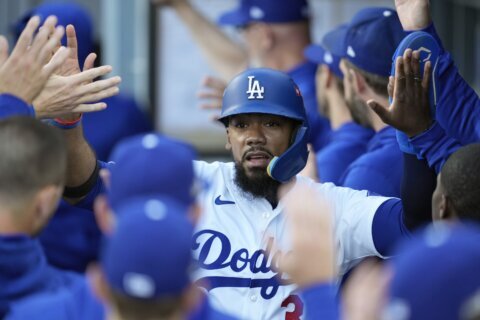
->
[[234, 161, 281, 207]]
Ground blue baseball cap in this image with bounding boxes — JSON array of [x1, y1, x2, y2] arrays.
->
[[108, 134, 198, 211], [101, 196, 194, 299], [13, 3, 94, 67], [386, 223, 480, 320], [327, 7, 407, 77], [218, 0, 310, 26], [304, 25, 346, 79]]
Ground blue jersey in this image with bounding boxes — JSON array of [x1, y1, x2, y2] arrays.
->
[[83, 94, 152, 162], [316, 122, 374, 185], [0, 94, 34, 119], [0, 235, 82, 318], [288, 61, 331, 151], [340, 126, 403, 198], [6, 278, 104, 320], [409, 121, 461, 174], [421, 24, 480, 145]]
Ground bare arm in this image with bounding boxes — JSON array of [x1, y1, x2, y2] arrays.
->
[[154, 0, 247, 80], [395, 0, 432, 31]]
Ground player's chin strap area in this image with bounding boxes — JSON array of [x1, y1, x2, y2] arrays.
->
[[267, 126, 309, 183]]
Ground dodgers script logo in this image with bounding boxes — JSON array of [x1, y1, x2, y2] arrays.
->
[[246, 76, 265, 100], [192, 230, 291, 299]]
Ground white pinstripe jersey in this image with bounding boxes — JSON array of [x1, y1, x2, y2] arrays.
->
[[193, 161, 390, 320]]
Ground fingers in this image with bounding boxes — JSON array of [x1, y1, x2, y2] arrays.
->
[[201, 75, 227, 91], [422, 61, 431, 90], [38, 25, 65, 65], [66, 25, 79, 60], [43, 46, 70, 75], [387, 76, 394, 99], [83, 53, 97, 71], [367, 99, 391, 125], [77, 86, 120, 104], [30, 16, 57, 55], [411, 50, 421, 78], [199, 101, 222, 110], [394, 56, 406, 99], [12, 16, 41, 56], [73, 102, 108, 113], [76, 76, 121, 96], [70, 65, 113, 83], [0, 35, 9, 66], [403, 49, 413, 89]]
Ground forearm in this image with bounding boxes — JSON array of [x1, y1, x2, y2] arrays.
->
[[62, 122, 96, 188], [172, 2, 248, 80], [401, 153, 437, 230]]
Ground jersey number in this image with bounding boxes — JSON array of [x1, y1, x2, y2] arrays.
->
[[281, 295, 304, 320]]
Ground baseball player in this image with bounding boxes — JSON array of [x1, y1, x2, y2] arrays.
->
[[186, 67, 412, 319], [0, 117, 84, 318], [303, 26, 374, 184]]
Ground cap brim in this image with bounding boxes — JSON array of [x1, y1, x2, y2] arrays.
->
[[218, 9, 249, 26], [322, 25, 348, 58], [304, 45, 325, 64]]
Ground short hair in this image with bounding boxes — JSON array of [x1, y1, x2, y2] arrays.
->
[[344, 59, 389, 97], [110, 290, 183, 320], [0, 117, 67, 203], [441, 143, 480, 221]]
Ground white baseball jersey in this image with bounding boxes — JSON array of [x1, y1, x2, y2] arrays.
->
[[193, 161, 390, 320]]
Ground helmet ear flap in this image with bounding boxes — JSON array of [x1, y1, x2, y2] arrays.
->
[[267, 126, 309, 182]]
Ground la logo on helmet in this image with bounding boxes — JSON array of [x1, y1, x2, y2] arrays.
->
[[246, 76, 265, 100]]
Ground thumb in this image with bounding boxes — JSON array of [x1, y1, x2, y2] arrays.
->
[[0, 36, 9, 67], [367, 99, 391, 125]]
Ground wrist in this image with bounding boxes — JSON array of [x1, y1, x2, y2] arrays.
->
[[48, 114, 83, 130], [406, 119, 435, 138]]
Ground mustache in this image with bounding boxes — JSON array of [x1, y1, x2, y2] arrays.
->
[[242, 147, 274, 162]]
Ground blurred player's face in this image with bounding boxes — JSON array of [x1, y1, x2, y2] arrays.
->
[[315, 65, 329, 118], [227, 114, 294, 179], [340, 60, 372, 128]]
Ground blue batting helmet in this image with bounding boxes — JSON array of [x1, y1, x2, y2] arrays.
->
[[219, 68, 309, 183]]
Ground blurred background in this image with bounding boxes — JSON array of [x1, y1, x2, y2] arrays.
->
[[0, 0, 478, 156]]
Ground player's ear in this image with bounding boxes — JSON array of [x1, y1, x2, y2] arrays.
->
[[87, 263, 111, 304], [440, 194, 455, 220], [350, 68, 366, 94], [94, 195, 116, 235], [32, 185, 63, 233]]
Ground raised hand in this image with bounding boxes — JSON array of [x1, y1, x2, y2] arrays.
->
[[32, 66, 121, 119], [197, 75, 226, 110], [367, 49, 433, 137], [32, 25, 121, 119], [277, 184, 336, 288], [395, 0, 431, 31], [0, 16, 70, 104]]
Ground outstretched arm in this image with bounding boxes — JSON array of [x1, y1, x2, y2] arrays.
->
[[153, 0, 247, 80], [395, 0, 431, 31]]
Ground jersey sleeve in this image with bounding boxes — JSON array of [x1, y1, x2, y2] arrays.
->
[[300, 282, 340, 320], [318, 183, 393, 271], [0, 94, 35, 119]]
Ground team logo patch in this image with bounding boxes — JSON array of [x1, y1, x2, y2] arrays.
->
[[246, 76, 265, 100]]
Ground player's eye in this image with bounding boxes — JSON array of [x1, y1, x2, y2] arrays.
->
[[234, 122, 248, 129], [265, 121, 280, 127]]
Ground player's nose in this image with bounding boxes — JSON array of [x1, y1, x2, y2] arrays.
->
[[245, 123, 266, 146]]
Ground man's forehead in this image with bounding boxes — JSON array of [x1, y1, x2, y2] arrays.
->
[[229, 113, 290, 121]]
